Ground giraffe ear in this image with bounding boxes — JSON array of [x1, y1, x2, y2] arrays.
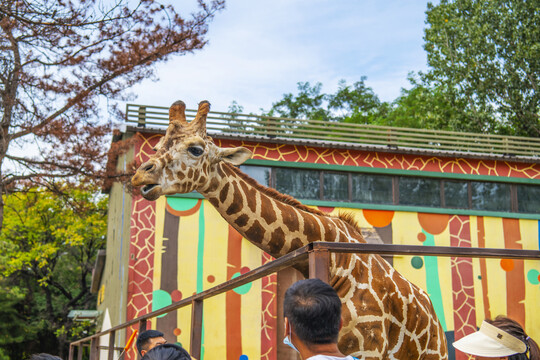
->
[[219, 147, 252, 165]]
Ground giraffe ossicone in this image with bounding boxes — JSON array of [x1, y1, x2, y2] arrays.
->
[[132, 101, 448, 359]]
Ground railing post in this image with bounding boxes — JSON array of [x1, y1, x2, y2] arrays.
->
[[190, 299, 204, 360], [308, 248, 330, 283], [138, 319, 147, 332], [108, 331, 116, 360], [137, 106, 147, 128], [90, 337, 99, 360], [68, 344, 74, 360], [77, 344, 83, 360]]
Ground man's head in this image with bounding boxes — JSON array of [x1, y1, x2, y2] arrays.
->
[[141, 343, 192, 360], [283, 278, 342, 346], [29, 354, 62, 360], [136, 330, 167, 356]]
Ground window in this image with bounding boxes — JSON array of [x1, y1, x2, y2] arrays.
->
[[399, 177, 441, 207], [444, 180, 469, 209], [471, 182, 511, 212], [274, 168, 320, 199], [517, 184, 540, 213], [351, 173, 393, 204], [239, 165, 271, 186], [323, 172, 348, 201]]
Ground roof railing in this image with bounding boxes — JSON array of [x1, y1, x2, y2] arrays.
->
[[69, 242, 540, 360], [126, 104, 540, 158]]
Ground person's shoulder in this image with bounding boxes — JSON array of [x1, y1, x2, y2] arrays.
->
[[306, 355, 361, 360]]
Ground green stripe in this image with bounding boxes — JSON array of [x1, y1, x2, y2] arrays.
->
[[197, 202, 205, 359], [423, 232, 447, 331], [244, 159, 540, 184], [168, 193, 540, 220]]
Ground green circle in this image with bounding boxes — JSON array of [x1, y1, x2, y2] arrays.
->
[[527, 269, 540, 285], [167, 197, 199, 211], [231, 272, 252, 295], [411, 256, 424, 269], [152, 289, 172, 318]]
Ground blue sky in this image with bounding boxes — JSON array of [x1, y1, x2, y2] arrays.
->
[[128, 0, 432, 114]]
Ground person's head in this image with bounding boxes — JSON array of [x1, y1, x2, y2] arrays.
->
[[141, 343, 192, 360], [453, 316, 539, 360], [29, 354, 62, 360], [136, 330, 167, 356], [283, 278, 342, 346]]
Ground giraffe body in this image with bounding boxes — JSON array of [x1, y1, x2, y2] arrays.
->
[[132, 101, 448, 359]]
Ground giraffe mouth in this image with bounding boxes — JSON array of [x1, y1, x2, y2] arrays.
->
[[141, 184, 160, 198]]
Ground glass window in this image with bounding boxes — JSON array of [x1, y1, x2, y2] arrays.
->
[[239, 165, 271, 186], [274, 168, 320, 200], [444, 180, 469, 209], [323, 172, 348, 201], [351, 174, 393, 204], [399, 177, 441, 207], [517, 184, 540, 213], [471, 182, 511, 212]]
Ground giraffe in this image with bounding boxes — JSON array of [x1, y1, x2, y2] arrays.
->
[[131, 101, 448, 360]]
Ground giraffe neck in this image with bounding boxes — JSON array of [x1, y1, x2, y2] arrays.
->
[[199, 163, 361, 258]]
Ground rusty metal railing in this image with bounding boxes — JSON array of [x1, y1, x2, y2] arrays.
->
[[125, 104, 540, 158], [69, 242, 540, 360]]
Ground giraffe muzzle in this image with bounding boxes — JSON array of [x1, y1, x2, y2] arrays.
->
[[140, 184, 162, 200]]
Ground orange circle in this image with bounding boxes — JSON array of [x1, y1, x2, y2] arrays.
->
[[207, 275, 215, 283], [417, 213, 450, 235], [173, 328, 181, 336], [362, 209, 394, 228], [417, 232, 426, 242], [500, 259, 514, 272]]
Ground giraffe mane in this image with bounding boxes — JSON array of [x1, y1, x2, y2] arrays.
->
[[337, 211, 364, 236], [227, 164, 326, 217]]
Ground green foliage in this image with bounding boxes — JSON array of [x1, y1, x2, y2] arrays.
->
[[423, 0, 540, 136], [0, 185, 107, 359], [267, 82, 331, 121]]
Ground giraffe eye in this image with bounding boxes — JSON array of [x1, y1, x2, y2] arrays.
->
[[187, 146, 204, 157]]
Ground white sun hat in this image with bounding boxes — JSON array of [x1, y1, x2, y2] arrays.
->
[[453, 321, 527, 357]]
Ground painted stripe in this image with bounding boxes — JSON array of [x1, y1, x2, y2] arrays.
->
[[226, 226, 243, 360], [502, 218, 525, 325], [476, 217, 491, 320], [197, 202, 205, 360], [422, 232, 447, 331]]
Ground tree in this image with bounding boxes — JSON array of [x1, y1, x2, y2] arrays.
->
[[0, 0, 225, 227], [423, 0, 540, 136], [0, 185, 107, 358]]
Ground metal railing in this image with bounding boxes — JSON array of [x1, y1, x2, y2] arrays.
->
[[69, 242, 540, 360], [126, 104, 540, 158]]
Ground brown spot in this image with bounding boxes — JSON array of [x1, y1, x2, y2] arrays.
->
[[234, 214, 249, 228], [388, 322, 402, 349], [354, 288, 383, 317], [279, 203, 299, 232], [338, 330, 359, 354], [260, 195, 277, 225], [267, 227, 285, 254], [165, 168, 174, 181], [187, 168, 194, 179], [303, 213, 322, 240], [200, 176, 207, 184], [206, 178, 220, 193], [208, 197, 220, 208], [225, 198, 243, 216], [203, 162, 208, 173], [219, 183, 229, 203], [181, 162, 187, 171], [239, 181, 258, 213], [358, 321, 384, 352], [290, 237, 304, 251], [165, 153, 173, 163], [245, 220, 265, 243], [175, 170, 185, 180], [193, 169, 200, 179]]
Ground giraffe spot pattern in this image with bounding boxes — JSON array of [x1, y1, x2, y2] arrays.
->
[[234, 214, 249, 228], [245, 220, 265, 242]]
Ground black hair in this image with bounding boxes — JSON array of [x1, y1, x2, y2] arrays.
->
[[487, 316, 539, 360], [136, 330, 165, 355], [283, 278, 342, 345], [29, 354, 62, 360], [141, 343, 192, 360]]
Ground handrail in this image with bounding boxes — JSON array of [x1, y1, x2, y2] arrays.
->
[[69, 242, 540, 360], [125, 104, 540, 158]]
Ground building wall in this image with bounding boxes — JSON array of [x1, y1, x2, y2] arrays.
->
[[110, 132, 540, 360]]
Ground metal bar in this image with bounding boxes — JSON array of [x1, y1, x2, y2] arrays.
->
[[77, 344, 83, 360], [310, 242, 540, 260], [108, 331, 116, 360], [190, 300, 203, 360], [68, 344, 74, 360], [309, 249, 330, 283]]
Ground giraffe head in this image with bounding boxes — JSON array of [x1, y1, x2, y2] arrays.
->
[[131, 100, 253, 200]]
